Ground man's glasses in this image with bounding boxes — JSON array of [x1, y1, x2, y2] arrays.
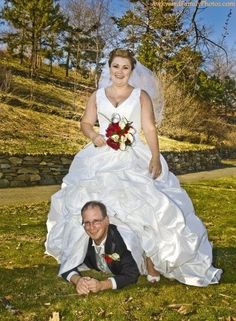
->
[[82, 217, 105, 229]]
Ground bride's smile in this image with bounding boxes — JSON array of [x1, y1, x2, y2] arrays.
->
[[110, 57, 132, 86]]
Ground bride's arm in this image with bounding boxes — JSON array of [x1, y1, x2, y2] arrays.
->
[[140, 90, 162, 179], [80, 91, 106, 147]]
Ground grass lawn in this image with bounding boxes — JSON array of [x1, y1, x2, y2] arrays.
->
[[0, 103, 215, 155], [0, 177, 236, 321]]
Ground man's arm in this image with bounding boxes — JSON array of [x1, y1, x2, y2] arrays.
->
[[61, 266, 80, 283], [61, 267, 92, 295]]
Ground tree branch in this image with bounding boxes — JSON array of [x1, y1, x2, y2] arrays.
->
[[191, 0, 228, 64]]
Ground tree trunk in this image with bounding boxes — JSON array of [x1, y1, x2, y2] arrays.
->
[[65, 51, 70, 77]]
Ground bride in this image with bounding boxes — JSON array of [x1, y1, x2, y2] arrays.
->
[[45, 48, 222, 286]]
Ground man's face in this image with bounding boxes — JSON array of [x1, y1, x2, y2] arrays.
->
[[82, 206, 109, 245]]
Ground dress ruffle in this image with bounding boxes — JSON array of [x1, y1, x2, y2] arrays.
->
[[45, 88, 222, 286]]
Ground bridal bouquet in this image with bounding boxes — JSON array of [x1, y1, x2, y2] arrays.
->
[[104, 113, 135, 151]]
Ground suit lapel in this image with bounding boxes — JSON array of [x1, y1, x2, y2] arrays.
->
[[104, 225, 119, 271], [86, 238, 99, 269], [105, 225, 116, 254]]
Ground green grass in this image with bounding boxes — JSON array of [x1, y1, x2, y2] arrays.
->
[[0, 103, 89, 154], [0, 177, 236, 321], [0, 51, 91, 122], [159, 136, 215, 152], [0, 103, 215, 155]]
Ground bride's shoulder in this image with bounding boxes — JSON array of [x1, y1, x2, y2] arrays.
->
[[140, 89, 152, 101], [140, 89, 150, 99], [90, 88, 103, 98], [95, 87, 105, 97]]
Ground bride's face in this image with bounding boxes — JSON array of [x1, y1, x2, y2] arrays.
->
[[109, 57, 132, 86]]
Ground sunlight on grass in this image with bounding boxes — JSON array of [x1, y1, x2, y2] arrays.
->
[[0, 177, 235, 320], [159, 136, 215, 151], [12, 75, 88, 112], [1, 103, 214, 155], [0, 103, 88, 154]]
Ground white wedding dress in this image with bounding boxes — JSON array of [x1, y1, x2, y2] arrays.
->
[[45, 87, 222, 286]]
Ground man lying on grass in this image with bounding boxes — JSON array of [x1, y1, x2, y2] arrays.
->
[[61, 201, 140, 295]]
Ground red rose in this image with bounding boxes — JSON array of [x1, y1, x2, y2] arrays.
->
[[103, 255, 113, 264], [106, 123, 121, 137], [106, 138, 120, 150]]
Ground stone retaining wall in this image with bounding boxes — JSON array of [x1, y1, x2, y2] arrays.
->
[[0, 148, 226, 188], [217, 148, 236, 159]]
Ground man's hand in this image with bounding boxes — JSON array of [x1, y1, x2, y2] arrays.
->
[[75, 277, 91, 295], [86, 278, 113, 293], [86, 278, 102, 293]]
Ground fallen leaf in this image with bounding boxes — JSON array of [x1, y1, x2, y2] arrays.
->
[[219, 293, 233, 299], [177, 304, 193, 315], [225, 317, 236, 321], [16, 243, 22, 250], [168, 304, 183, 309], [97, 307, 105, 317], [124, 296, 133, 303], [48, 311, 60, 321], [168, 304, 193, 315]]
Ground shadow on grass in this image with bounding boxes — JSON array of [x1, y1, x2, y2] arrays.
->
[[213, 246, 236, 284], [1, 260, 236, 321]]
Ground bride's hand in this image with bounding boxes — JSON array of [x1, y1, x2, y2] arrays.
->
[[149, 156, 162, 179], [92, 134, 107, 147]]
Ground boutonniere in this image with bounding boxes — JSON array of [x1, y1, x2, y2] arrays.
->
[[103, 253, 120, 263]]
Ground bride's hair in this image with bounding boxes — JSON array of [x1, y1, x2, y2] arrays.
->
[[108, 48, 137, 70]]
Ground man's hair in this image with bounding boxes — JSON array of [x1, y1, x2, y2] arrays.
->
[[81, 201, 107, 218]]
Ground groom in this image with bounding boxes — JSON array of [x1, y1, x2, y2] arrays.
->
[[61, 201, 140, 295]]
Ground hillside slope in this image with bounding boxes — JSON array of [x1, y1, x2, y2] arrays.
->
[[0, 103, 89, 154], [0, 53, 216, 154]]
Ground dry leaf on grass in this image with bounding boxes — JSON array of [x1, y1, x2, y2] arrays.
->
[[48, 311, 60, 321], [97, 307, 113, 318], [177, 304, 194, 315], [168, 303, 194, 315], [124, 296, 133, 303], [97, 307, 105, 317], [219, 293, 233, 299], [226, 317, 236, 321]]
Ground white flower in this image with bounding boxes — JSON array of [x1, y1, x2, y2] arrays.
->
[[126, 133, 134, 143], [111, 134, 119, 142], [119, 120, 127, 130], [120, 142, 127, 151], [120, 135, 127, 143], [110, 253, 120, 261], [128, 127, 136, 135]]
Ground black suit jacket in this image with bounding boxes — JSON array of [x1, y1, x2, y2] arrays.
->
[[61, 224, 140, 289]]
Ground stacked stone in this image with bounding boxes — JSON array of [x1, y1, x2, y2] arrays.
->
[[0, 154, 73, 188], [0, 148, 232, 188], [162, 149, 222, 175]]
